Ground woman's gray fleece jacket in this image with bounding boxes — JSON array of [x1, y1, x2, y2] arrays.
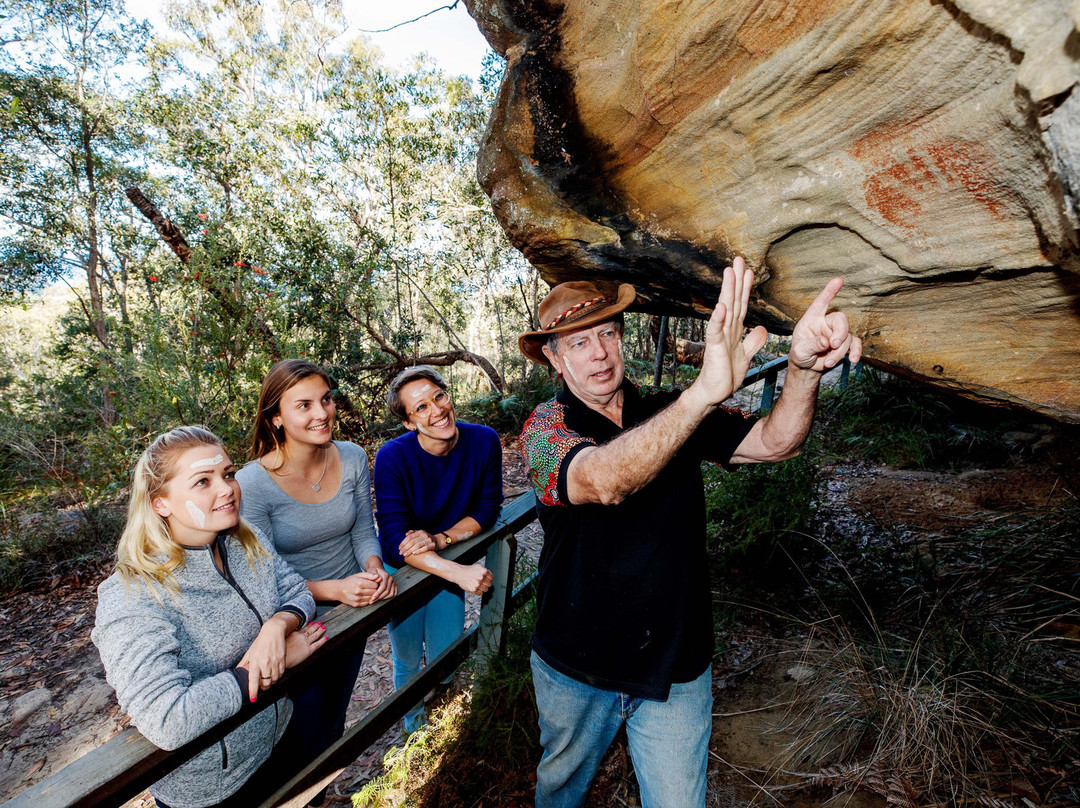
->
[[92, 528, 316, 808]]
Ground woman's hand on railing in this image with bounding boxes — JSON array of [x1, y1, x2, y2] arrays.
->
[[363, 563, 397, 602], [400, 529, 438, 557], [285, 621, 327, 668], [336, 571, 391, 607], [452, 562, 494, 596], [237, 614, 292, 701]]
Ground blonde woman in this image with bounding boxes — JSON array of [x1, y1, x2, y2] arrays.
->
[[92, 426, 325, 808]]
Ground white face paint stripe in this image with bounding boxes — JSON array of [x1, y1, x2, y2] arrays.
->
[[185, 500, 207, 528], [189, 454, 224, 469], [409, 383, 436, 399]]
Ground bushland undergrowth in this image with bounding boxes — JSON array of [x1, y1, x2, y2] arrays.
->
[[704, 371, 1080, 805], [760, 494, 1080, 806]]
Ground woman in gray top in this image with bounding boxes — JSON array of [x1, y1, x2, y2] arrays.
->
[[93, 426, 325, 808], [237, 359, 396, 804]]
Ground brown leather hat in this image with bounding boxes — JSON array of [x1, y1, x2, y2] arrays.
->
[[518, 281, 637, 365]]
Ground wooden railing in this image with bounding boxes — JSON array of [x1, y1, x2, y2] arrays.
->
[[743, 354, 855, 411], [4, 354, 859, 808], [2, 492, 540, 808]]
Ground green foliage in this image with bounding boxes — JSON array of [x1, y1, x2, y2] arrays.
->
[[816, 367, 1018, 469], [0, 0, 537, 591], [703, 450, 819, 561], [457, 367, 559, 435], [0, 497, 122, 592]]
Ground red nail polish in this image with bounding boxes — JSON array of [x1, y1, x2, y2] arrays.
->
[[250, 697, 256, 703]]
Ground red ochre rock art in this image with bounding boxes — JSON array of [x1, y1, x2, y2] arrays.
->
[[465, 0, 1080, 421]]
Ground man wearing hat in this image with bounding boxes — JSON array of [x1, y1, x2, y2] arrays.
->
[[518, 258, 861, 807]]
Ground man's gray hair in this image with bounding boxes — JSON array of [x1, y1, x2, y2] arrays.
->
[[545, 314, 625, 356]]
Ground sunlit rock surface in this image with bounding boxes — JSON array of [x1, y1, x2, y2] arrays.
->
[[466, 0, 1080, 421]]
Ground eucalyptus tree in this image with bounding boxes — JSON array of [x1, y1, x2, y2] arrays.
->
[[138, 0, 519, 409], [0, 0, 152, 424]]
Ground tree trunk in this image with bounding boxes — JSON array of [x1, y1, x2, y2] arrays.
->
[[78, 82, 114, 425]]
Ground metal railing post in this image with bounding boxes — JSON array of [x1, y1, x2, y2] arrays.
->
[[760, 368, 778, 412], [653, 316, 668, 387], [476, 534, 518, 673]]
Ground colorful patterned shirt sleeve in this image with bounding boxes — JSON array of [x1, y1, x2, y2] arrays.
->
[[520, 399, 596, 507]]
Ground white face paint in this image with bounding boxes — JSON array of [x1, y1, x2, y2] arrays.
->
[[409, 383, 436, 400], [185, 500, 207, 528], [561, 360, 580, 384], [459, 530, 474, 540], [189, 453, 224, 469], [618, 339, 624, 359]]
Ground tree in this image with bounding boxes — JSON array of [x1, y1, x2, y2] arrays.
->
[[139, 0, 520, 397], [0, 0, 151, 422]]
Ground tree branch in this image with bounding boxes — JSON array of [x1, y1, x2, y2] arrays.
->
[[124, 186, 192, 262], [125, 185, 282, 361], [400, 270, 504, 392], [349, 349, 504, 382], [363, 319, 406, 362], [355, 2, 460, 35]]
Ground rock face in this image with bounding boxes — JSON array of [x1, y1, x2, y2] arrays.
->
[[467, 0, 1080, 421]]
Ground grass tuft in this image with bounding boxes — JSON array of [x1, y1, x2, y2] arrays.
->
[[766, 495, 1080, 805]]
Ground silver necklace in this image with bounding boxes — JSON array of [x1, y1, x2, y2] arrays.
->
[[288, 448, 328, 492]]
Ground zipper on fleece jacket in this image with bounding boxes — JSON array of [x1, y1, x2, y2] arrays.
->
[[208, 533, 266, 626]]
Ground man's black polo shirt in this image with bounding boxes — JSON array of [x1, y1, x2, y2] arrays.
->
[[520, 380, 756, 700]]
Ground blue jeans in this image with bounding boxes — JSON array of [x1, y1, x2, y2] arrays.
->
[[386, 569, 465, 733], [531, 651, 712, 808]]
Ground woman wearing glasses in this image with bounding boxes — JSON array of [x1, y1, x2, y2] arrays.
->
[[375, 365, 503, 732]]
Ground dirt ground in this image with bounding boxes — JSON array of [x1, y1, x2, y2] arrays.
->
[[0, 429, 1075, 807]]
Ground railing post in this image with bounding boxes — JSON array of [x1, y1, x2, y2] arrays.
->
[[760, 368, 778, 412], [476, 534, 517, 672], [653, 316, 668, 387]]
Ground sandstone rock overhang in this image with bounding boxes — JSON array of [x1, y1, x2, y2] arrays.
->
[[466, 0, 1080, 422]]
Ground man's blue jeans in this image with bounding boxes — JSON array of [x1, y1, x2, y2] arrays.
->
[[387, 570, 465, 733], [531, 651, 712, 808]]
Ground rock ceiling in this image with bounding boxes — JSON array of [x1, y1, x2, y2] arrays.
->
[[466, 0, 1080, 421]]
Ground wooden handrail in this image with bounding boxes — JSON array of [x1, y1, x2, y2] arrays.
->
[[2, 492, 539, 808]]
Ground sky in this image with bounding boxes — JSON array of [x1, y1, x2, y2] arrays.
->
[[126, 0, 493, 79]]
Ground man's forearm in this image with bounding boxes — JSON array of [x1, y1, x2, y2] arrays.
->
[[731, 364, 821, 464], [567, 391, 713, 506]]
